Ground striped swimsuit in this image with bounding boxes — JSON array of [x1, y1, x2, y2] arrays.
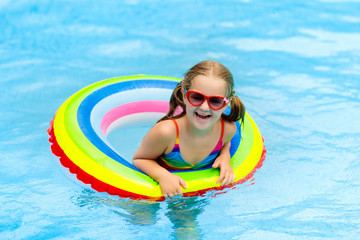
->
[[159, 119, 224, 170]]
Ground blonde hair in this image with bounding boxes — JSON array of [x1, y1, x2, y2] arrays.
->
[[158, 60, 245, 124]]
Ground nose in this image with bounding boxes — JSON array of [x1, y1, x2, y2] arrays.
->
[[199, 99, 211, 111]]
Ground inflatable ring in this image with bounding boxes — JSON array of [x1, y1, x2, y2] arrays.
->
[[48, 75, 266, 201]]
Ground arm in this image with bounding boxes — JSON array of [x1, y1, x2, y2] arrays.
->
[[212, 121, 237, 186], [132, 121, 187, 198], [212, 142, 235, 186]]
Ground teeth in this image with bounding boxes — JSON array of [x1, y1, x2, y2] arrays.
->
[[196, 112, 211, 119]]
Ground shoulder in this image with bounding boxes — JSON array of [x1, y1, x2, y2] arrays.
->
[[148, 119, 177, 143], [222, 119, 237, 143], [133, 119, 177, 159]]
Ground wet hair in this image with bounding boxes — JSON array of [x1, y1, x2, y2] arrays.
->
[[158, 60, 245, 124]]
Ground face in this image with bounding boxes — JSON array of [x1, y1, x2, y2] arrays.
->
[[183, 75, 229, 131]]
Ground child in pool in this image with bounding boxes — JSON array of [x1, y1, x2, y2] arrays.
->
[[133, 60, 245, 198]]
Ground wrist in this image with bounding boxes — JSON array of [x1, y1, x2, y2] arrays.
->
[[219, 151, 230, 159], [155, 171, 172, 183]]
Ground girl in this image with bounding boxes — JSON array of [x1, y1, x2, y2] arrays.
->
[[133, 60, 245, 198]]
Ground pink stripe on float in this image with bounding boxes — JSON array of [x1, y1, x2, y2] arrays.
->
[[100, 101, 170, 135]]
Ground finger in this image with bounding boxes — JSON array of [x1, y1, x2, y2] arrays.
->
[[164, 192, 175, 199], [173, 186, 181, 195], [176, 188, 183, 196], [217, 167, 226, 184], [212, 160, 220, 168], [221, 175, 229, 186], [179, 177, 187, 189], [217, 173, 225, 184], [221, 172, 232, 186], [224, 173, 235, 186]]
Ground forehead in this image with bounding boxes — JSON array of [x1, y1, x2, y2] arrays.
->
[[190, 75, 228, 96]]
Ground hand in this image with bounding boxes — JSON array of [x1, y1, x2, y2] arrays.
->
[[158, 172, 187, 198], [212, 154, 235, 186]]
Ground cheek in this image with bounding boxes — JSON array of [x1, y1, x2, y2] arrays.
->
[[212, 111, 223, 119], [183, 96, 195, 111], [213, 108, 226, 118], [185, 103, 196, 113]]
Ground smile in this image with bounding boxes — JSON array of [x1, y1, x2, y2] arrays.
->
[[195, 112, 211, 120]]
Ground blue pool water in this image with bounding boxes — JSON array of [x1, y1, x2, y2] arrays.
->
[[1, 0, 360, 239]]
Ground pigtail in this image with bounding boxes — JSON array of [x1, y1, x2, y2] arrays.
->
[[221, 95, 245, 125], [157, 82, 186, 123]]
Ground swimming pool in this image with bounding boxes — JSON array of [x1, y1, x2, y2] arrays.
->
[[1, 0, 359, 239]]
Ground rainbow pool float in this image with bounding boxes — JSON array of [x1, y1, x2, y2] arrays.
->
[[48, 75, 266, 201]]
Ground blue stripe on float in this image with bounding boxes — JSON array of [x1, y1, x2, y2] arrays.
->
[[77, 79, 178, 171]]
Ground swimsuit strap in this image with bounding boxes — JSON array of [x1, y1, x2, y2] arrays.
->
[[220, 118, 225, 142], [171, 119, 180, 144]]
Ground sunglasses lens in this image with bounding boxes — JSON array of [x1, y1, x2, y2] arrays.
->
[[188, 92, 205, 105], [209, 97, 224, 109]]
